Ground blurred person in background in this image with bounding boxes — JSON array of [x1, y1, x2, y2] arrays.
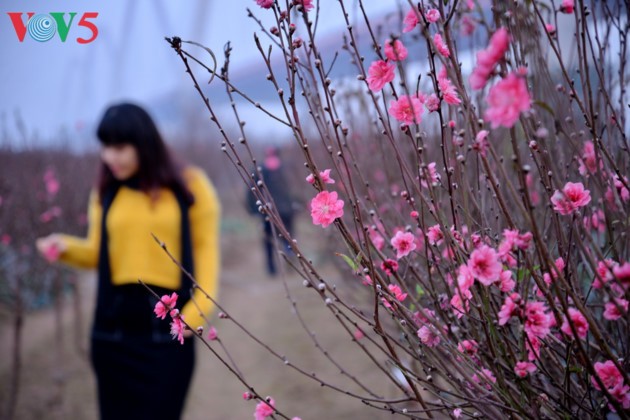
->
[[35, 102, 221, 420], [247, 147, 297, 276]]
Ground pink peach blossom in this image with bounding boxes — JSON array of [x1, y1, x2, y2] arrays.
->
[[457, 339, 479, 356], [591, 360, 623, 391], [514, 361, 537, 377], [319, 169, 335, 184], [417, 325, 440, 347], [561, 308, 589, 339], [207, 326, 218, 340], [499, 293, 520, 325], [389, 95, 424, 124], [433, 33, 450, 57], [295, 0, 313, 12], [391, 231, 417, 259], [451, 292, 471, 318], [437, 68, 461, 105], [170, 316, 186, 345], [255, 398, 275, 420], [551, 182, 591, 215], [425, 9, 440, 23], [613, 262, 630, 290], [367, 60, 395, 92], [484, 71, 531, 128], [255, 0, 274, 8], [457, 264, 475, 293], [388, 284, 408, 302], [305, 174, 315, 184], [469, 28, 510, 90], [384, 39, 408, 61], [154, 292, 179, 320], [310, 191, 344, 228], [402, 8, 419, 32], [473, 130, 489, 156], [472, 368, 496, 389], [426, 224, 443, 245], [381, 259, 399, 275], [499, 270, 515, 292], [603, 298, 628, 321], [425, 94, 440, 112], [560, 0, 574, 13], [460, 15, 476, 36], [468, 245, 502, 286], [578, 141, 601, 176], [369, 228, 385, 250], [524, 301, 552, 339]]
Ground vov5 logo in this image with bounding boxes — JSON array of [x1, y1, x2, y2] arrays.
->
[[8, 12, 98, 44]]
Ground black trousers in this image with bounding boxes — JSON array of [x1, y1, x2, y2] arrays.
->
[[90, 284, 195, 420], [263, 213, 294, 275]]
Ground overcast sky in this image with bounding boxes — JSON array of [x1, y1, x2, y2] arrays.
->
[[0, 0, 396, 146]]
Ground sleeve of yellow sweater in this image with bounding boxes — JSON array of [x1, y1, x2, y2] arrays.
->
[[181, 168, 221, 329], [58, 190, 101, 269]]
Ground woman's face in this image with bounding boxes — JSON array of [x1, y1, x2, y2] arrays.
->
[[100, 144, 139, 180]]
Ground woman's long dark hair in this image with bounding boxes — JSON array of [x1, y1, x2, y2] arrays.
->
[[96, 102, 193, 205]]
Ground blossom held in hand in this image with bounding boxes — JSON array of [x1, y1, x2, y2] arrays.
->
[[551, 182, 591, 215], [310, 191, 344, 228], [43, 243, 61, 263], [367, 60, 395, 92], [484, 71, 531, 128], [154, 292, 179, 320]]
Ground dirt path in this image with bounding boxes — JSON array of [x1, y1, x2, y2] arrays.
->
[[1, 216, 400, 419]]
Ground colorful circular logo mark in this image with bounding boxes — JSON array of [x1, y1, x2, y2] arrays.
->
[[27, 14, 57, 42]]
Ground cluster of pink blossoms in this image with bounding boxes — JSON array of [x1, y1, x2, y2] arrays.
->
[[593, 259, 630, 321], [402, 7, 440, 33], [153, 292, 185, 344], [591, 361, 630, 411]]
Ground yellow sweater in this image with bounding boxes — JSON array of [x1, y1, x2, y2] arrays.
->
[[58, 167, 220, 329]]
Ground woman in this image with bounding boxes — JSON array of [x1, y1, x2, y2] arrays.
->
[[35, 102, 220, 420]]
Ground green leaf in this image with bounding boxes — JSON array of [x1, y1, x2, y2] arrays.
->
[[336, 253, 357, 271], [415, 284, 425, 297], [534, 100, 555, 117]]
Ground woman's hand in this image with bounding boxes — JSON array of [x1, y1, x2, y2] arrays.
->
[[35, 234, 66, 262]]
